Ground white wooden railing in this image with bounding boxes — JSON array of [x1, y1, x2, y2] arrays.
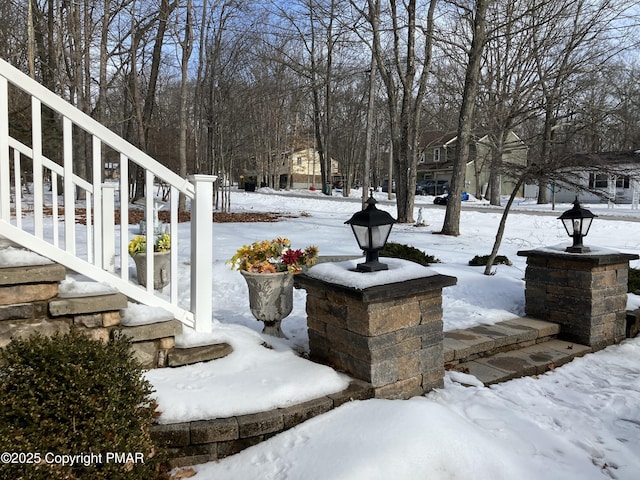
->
[[0, 57, 216, 332]]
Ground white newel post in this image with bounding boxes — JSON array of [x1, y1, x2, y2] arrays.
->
[[101, 183, 116, 272], [189, 175, 217, 332]]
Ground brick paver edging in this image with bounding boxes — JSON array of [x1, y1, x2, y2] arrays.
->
[[150, 379, 374, 467]]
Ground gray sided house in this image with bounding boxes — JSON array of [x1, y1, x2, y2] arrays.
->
[[417, 130, 528, 198], [539, 151, 640, 204]]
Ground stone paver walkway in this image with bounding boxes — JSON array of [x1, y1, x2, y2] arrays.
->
[[445, 317, 592, 385]]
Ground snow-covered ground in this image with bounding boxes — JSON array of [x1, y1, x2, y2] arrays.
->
[[9, 188, 640, 479], [152, 188, 640, 479]]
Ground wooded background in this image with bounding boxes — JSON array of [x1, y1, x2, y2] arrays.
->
[[1, 0, 639, 226]]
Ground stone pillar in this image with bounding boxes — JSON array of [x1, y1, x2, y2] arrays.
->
[[295, 271, 456, 400], [517, 247, 638, 350]]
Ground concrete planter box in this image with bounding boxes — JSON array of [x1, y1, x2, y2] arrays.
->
[[132, 251, 170, 290]]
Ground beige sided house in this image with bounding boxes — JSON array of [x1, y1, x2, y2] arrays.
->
[[242, 148, 341, 190]]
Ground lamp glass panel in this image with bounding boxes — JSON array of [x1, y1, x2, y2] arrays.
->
[[573, 219, 581, 235], [351, 225, 370, 249], [561, 218, 574, 236], [581, 217, 593, 235], [371, 223, 393, 249]]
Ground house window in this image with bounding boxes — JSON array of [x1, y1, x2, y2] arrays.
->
[[297, 157, 302, 166], [616, 176, 630, 189], [589, 173, 609, 189], [433, 148, 441, 163]]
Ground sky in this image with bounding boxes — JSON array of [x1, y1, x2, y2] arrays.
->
[[7, 187, 640, 479]]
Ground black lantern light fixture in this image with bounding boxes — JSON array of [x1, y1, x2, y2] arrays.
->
[[345, 191, 396, 272], [558, 198, 597, 253]]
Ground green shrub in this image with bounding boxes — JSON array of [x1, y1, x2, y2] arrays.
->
[[379, 242, 440, 266], [468, 254, 512, 267], [0, 329, 167, 480], [629, 268, 640, 293]]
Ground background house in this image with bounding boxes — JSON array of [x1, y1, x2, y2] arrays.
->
[[531, 151, 640, 205], [416, 131, 457, 186], [417, 131, 528, 198], [287, 148, 341, 190], [242, 147, 341, 190]]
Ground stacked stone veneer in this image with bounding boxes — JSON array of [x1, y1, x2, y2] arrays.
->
[[151, 380, 373, 467], [295, 273, 457, 400], [0, 262, 183, 368], [517, 248, 639, 350]]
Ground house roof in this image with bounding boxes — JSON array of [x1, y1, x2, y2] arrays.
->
[[564, 151, 640, 167], [418, 130, 517, 148], [418, 131, 458, 148]]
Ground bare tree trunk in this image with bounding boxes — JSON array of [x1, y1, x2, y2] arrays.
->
[[128, 15, 145, 201], [483, 175, 525, 275], [440, 0, 490, 236], [365, 0, 436, 223], [46, 0, 58, 90], [322, 0, 335, 195], [306, 0, 335, 196], [362, 52, 377, 207], [536, 106, 554, 204], [178, 0, 193, 212], [488, 153, 501, 205], [27, 0, 35, 77], [67, 0, 89, 198], [132, 0, 175, 201], [488, 132, 505, 206], [96, 0, 110, 124], [473, 156, 484, 199], [193, 0, 208, 174]]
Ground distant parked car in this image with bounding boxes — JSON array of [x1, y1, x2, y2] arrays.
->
[[434, 191, 469, 205], [382, 179, 396, 193], [416, 180, 449, 196]]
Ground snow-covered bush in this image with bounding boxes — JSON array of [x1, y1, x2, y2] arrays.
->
[[379, 242, 440, 266]]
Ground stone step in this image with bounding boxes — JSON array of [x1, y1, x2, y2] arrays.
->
[[0, 262, 66, 286], [119, 303, 233, 367], [116, 319, 183, 343], [444, 317, 561, 367], [112, 302, 237, 369], [449, 339, 592, 385], [167, 343, 233, 367]]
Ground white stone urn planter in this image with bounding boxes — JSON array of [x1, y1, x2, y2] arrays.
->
[[240, 270, 294, 338], [132, 251, 170, 290]]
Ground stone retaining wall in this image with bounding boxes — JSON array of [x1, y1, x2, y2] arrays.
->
[[150, 380, 373, 467], [0, 262, 182, 368]]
